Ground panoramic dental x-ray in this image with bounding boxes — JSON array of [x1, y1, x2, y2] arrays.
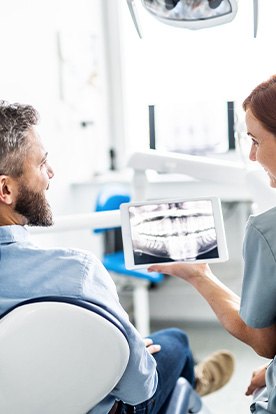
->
[[129, 200, 218, 265]]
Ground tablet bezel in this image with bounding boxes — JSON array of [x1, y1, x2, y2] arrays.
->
[[120, 196, 228, 269]]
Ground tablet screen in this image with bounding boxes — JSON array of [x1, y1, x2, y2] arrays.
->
[[128, 199, 219, 265]]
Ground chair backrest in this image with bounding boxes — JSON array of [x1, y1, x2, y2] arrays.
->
[[94, 185, 131, 253], [95, 186, 131, 213], [94, 185, 131, 234], [0, 298, 130, 414]]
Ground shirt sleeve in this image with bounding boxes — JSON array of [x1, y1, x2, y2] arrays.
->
[[240, 218, 276, 328], [81, 252, 158, 405]]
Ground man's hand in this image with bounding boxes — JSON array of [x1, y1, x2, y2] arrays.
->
[[245, 364, 268, 396], [144, 338, 161, 355], [148, 262, 212, 283]]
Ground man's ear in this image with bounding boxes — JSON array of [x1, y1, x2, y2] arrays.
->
[[0, 175, 16, 205]]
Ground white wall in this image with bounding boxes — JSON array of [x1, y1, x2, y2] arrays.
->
[[0, 0, 110, 218]]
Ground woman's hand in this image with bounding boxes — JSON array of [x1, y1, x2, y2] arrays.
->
[[245, 364, 268, 396], [144, 338, 161, 355], [148, 262, 212, 283]]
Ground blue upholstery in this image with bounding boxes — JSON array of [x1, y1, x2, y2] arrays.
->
[[103, 251, 163, 283], [94, 186, 131, 233], [0, 296, 128, 339]]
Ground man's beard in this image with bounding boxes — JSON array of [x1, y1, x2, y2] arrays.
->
[[14, 183, 53, 227]]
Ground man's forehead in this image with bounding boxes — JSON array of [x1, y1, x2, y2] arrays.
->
[[25, 127, 46, 160], [28, 126, 43, 145]]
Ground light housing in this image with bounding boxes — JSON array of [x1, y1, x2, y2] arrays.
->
[[126, 0, 238, 37]]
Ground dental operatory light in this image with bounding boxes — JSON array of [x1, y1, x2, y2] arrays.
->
[[127, 0, 259, 38]]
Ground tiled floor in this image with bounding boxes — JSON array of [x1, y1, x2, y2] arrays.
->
[[151, 320, 268, 414]]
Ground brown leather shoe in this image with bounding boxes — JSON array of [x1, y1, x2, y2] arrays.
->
[[194, 350, 235, 396]]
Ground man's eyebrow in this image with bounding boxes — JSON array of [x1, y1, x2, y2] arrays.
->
[[247, 132, 256, 139]]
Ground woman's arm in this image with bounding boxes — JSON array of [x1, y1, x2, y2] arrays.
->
[[148, 262, 276, 358]]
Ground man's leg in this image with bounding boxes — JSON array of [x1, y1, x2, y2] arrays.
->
[[147, 328, 195, 414], [116, 327, 194, 414]]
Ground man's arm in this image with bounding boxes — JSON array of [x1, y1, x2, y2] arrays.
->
[[83, 254, 159, 405], [148, 262, 276, 358]]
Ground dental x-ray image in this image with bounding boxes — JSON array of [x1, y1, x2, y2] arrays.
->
[[129, 200, 218, 265]]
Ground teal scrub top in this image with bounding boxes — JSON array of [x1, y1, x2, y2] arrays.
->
[[240, 207, 276, 414]]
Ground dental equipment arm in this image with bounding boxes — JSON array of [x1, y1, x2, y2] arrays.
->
[[29, 210, 121, 234], [128, 150, 247, 199], [128, 150, 246, 184], [127, 0, 143, 38]]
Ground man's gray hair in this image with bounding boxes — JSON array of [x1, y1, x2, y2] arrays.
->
[[0, 101, 39, 177]]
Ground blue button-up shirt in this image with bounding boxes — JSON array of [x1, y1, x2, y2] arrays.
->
[[0, 225, 157, 414]]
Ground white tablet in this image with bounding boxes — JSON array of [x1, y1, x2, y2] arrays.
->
[[120, 196, 228, 269]]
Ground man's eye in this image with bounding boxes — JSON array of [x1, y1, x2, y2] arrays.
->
[[252, 139, 258, 146]]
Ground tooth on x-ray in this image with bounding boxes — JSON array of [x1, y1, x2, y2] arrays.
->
[[129, 201, 217, 261]]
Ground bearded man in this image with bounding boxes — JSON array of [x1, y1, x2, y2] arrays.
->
[[0, 101, 234, 414]]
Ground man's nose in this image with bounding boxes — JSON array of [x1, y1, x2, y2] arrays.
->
[[47, 164, 54, 179]]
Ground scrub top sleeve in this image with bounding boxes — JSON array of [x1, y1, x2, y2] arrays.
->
[[240, 221, 276, 328]]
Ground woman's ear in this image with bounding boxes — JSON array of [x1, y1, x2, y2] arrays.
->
[[0, 175, 16, 205]]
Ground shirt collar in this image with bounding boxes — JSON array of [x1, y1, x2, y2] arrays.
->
[[0, 225, 30, 244]]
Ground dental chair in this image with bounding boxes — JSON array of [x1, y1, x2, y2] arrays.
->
[[0, 296, 211, 414], [94, 185, 164, 336], [0, 296, 129, 414]]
